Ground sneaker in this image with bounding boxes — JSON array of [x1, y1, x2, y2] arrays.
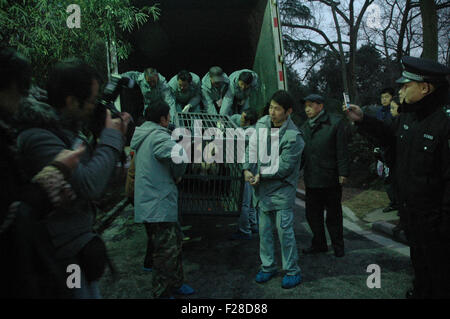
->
[[228, 231, 251, 240], [255, 270, 277, 283], [173, 284, 195, 295], [282, 274, 302, 289]]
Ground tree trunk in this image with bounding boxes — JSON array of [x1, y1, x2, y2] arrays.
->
[[396, 0, 412, 62], [419, 0, 438, 61], [331, 4, 349, 96]]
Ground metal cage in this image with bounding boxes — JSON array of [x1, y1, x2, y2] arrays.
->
[[174, 112, 246, 216]]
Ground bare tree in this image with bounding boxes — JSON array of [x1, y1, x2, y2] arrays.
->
[[361, 0, 449, 62], [281, 0, 375, 103], [420, 0, 438, 60]]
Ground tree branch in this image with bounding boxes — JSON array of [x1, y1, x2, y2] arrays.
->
[[282, 22, 340, 56]]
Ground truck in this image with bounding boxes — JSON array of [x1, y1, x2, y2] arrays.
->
[[119, 0, 287, 119], [119, 0, 287, 216]]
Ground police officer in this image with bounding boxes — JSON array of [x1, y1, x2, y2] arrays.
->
[[344, 56, 450, 298]]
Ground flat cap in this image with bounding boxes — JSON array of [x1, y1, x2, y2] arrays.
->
[[396, 56, 450, 84], [302, 94, 325, 104]]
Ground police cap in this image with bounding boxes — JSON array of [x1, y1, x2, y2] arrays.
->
[[396, 56, 450, 84]]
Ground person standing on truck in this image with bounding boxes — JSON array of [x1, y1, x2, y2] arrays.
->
[[300, 94, 349, 258], [120, 67, 177, 119], [220, 69, 259, 116], [168, 70, 202, 113], [243, 90, 304, 289], [131, 100, 194, 299], [201, 66, 230, 115]]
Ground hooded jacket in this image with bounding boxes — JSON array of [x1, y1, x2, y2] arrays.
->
[[131, 121, 188, 223], [15, 98, 125, 259]]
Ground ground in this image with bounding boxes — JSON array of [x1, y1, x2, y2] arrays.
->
[[98, 200, 411, 299], [96, 162, 410, 299]]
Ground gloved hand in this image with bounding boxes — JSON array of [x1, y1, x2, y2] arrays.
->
[[182, 104, 192, 113]]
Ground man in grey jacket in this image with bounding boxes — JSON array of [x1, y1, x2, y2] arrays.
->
[[16, 58, 131, 298], [121, 67, 177, 119], [168, 70, 202, 113], [243, 90, 304, 289], [131, 100, 194, 299], [220, 69, 259, 116], [201, 66, 230, 115]]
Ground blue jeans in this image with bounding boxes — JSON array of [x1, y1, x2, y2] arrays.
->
[[259, 208, 301, 276], [239, 182, 258, 235]]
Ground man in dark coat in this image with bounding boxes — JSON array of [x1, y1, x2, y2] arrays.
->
[[0, 48, 84, 298], [16, 58, 131, 298], [301, 94, 350, 258], [345, 56, 450, 298]]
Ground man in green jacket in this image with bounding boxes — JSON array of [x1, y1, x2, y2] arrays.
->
[[168, 70, 202, 113], [220, 69, 259, 116], [300, 94, 349, 258], [201, 66, 230, 115], [121, 67, 177, 119], [243, 90, 304, 289], [131, 99, 193, 299]]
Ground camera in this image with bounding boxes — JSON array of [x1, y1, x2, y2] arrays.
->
[[97, 75, 135, 119], [89, 75, 135, 139]]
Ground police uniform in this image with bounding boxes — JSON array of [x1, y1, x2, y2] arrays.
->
[[356, 56, 450, 298]]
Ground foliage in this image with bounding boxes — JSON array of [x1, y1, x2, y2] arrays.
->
[[304, 45, 402, 107], [0, 0, 160, 85]]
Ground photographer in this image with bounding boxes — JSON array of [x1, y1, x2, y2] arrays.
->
[[16, 58, 131, 298], [0, 48, 85, 298]]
